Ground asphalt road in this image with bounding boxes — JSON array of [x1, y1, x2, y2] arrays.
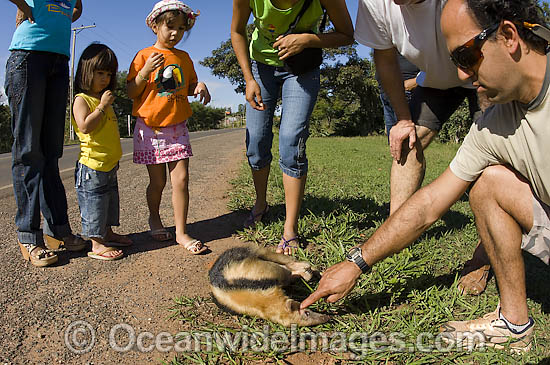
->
[[0, 128, 244, 198]]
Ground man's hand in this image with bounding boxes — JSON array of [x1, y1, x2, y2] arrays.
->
[[389, 120, 416, 162], [193, 82, 211, 105], [300, 261, 362, 310]]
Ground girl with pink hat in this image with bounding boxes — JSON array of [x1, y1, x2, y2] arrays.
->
[[127, 0, 209, 254]]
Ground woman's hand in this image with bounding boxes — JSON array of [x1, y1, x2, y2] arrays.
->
[[245, 79, 265, 111], [273, 34, 310, 60]]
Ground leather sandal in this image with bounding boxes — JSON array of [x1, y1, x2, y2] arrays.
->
[[18, 240, 58, 267], [44, 234, 88, 252], [458, 240, 492, 295]]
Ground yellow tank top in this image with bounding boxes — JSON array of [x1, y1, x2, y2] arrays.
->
[[71, 93, 122, 172]]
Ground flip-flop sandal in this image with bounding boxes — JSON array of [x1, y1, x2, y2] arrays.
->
[[87, 247, 123, 261], [19, 241, 58, 267], [243, 205, 269, 229], [149, 228, 173, 242], [179, 239, 208, 255], [276, 236, 299, 255], [44, 234, 88, 252]]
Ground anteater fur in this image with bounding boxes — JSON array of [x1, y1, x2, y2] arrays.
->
[[208, 246, 330, 327]]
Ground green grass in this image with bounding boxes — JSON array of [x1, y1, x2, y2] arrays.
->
[[168, 135, 550, 364]]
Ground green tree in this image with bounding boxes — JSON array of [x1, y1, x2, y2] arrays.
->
[[187, 102, 226, 131], [0, 104, 13, 154], [112, 71, 133, 137], [311, 57, 383, 136]]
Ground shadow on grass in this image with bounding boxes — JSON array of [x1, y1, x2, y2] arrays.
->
[[257, 194, 471, 233]]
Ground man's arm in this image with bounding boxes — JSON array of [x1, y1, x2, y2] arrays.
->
[[374, 48, 416, 162], [73, 0, 82, 22], [301, 168, 471, 309]]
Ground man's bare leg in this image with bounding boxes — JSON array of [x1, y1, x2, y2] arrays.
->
[[469, 165, 533, 324], [389, 125, 437, 214]]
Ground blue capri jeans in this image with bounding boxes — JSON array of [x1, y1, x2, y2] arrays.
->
[[246, 60, 320, 178], [75, 162, 120, 240]]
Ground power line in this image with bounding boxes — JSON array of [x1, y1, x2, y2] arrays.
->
[[69, 24, 96, 140]]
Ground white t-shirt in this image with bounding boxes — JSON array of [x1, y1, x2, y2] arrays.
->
[[355, 0, 468, 90], [450, 56, 550, 206]]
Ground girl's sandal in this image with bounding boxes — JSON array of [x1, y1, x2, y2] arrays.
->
[[179, 239, 208, 255], [18, 240, 58, 267], [276, 236, 299, 256]]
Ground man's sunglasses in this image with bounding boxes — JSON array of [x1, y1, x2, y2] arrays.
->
[[449, 22, 500, 72]]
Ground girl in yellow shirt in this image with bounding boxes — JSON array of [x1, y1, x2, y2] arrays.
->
[[72, 43, 133, 261]]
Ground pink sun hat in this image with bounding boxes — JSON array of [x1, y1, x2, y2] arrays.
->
[[146, 0, 200, 29]]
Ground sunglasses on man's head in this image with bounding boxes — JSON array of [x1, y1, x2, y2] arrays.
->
[[450, 22, 500, 72]]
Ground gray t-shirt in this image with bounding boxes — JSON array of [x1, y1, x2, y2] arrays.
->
[[450, 56, 550, 205]]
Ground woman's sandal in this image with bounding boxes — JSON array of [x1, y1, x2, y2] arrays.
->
[[276, 236, 299, 255], [179, 239, 208, 255], [44, 234, 88, 252], [87, 247, 123, 261], [243, 205, 269, 229], [18, 240, 58, 267]]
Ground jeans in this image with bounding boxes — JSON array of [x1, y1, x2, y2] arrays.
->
[[4, 50, 71, 245], [246, 60, 320, 178], [75, 162, 120, 240]]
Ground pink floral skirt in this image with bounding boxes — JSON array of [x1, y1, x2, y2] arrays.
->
[[133, 118, 193, 165]]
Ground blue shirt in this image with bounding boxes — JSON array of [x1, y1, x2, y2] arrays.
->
[[9, 0, 75, 57]]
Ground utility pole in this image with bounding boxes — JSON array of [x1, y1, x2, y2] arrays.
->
[[69, 24, 96, 140]]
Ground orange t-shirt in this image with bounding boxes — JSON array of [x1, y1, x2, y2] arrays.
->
[[128, 46, 198, 127]]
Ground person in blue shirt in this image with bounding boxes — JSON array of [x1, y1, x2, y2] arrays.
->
[[6, 0, 86, 267]]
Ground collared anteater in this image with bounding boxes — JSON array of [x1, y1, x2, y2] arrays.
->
[[208, 246, 330, 327]]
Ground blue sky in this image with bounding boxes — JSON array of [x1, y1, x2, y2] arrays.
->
[[0, 0, 367, 110]]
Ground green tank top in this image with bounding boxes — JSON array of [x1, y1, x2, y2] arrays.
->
[[249, 0, 324, 66]]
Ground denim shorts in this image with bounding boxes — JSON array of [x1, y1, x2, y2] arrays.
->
[[245, 60, 320, 178], [75, 162, 120, 239]]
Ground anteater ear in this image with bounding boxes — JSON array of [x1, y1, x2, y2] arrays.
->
[[285, 299, 300, 312]]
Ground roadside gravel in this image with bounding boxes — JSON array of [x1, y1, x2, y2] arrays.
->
[[0, 128, 247, 364]]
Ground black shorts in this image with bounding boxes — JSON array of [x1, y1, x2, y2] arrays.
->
[[409, 85, 481, 131]]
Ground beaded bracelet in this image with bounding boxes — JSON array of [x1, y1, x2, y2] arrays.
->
[[138, 72, 148, 82]]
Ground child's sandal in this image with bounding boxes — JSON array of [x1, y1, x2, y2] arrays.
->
[[18, 240, 58, 267]]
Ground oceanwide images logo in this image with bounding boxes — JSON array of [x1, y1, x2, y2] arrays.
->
[[63, 321, 487, 357]]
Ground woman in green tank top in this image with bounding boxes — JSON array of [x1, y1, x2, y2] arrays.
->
[[231, 0, 353, 254]]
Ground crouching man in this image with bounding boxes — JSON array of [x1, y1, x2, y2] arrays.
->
[[301, 0, 550, 352]]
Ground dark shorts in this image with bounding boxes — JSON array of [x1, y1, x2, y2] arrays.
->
[[409, 86, 481, 131]]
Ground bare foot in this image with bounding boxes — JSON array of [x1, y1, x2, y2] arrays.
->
[[91, 239, 123, 259]]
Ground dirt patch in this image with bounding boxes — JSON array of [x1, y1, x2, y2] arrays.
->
[[0, 129, 252, 364]]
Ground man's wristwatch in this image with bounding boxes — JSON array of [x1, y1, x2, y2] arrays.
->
[[346, 247, 370, 274]]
